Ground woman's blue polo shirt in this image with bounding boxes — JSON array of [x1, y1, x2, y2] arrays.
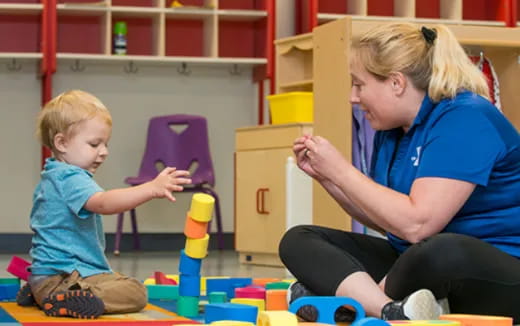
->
[[370, 91, 520, 257]]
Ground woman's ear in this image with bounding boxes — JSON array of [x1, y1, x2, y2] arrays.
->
[[53, 133, 67, 153], [389, 72, 407, 96]]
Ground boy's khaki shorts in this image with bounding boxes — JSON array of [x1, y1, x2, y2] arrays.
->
[[30, 270, 147, 314]]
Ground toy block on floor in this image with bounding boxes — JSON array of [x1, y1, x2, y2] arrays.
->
[[265, 289, 288, 310], [440, 314, 513, 326], [265, 282, 291, 290], [146, 284, 179, 300], [6, 256, 30, 281], [235, 286, 266, 300], [0, 284, 20, 302], [230, 298, 265, 311], [154, 271, 177, 285], [205, 303, 258, 324], [257, 311, 298, 326], [177, 295, 200, 317], [209, 291, 228, 303], [211, 321, 255, 325], [289, 296, 366, 325]]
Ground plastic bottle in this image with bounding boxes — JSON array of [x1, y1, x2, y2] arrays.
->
[[113, 21, 127, 55]]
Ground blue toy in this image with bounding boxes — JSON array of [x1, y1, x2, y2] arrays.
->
[[179, 274, 201, 297], [179, 249, 202, 276], [289, 296, 365, 325], [205, 303, 258, 324]]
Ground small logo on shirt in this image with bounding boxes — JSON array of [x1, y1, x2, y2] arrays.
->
[[411, 146, 421, 166]]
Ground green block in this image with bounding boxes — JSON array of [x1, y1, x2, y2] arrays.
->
[[177, 295, 199, 317], [265, 281, 291, 290], [208, 291, 227, 303], [0, 278, 20, 285], [146, 284, 179, 300]]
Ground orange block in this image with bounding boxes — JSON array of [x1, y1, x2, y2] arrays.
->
[[440, 314, 513, 326], [265, 289, 288, 311], [253, 278, 281, 287], [184, 213, 208, 239]]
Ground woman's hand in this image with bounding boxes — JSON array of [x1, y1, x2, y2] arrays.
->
[[293, 135, 325, 181], [302, 135, 351, 182], [150, 167, 192, 202]]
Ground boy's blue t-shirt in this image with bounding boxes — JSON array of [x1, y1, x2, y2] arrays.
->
[[30, 158, 112, 277], [370, 91, 520, 258]]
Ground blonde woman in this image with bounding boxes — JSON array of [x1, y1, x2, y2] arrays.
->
[[20, 90, 191, 319], [280, 23, 520, 322]]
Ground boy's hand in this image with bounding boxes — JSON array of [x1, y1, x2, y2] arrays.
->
[[150, 167, 192, 202]]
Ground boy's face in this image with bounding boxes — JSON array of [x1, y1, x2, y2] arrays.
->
[[57, 116, 112, 173]]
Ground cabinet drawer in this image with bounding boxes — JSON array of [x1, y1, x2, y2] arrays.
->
[[236, 123, 313, 151]]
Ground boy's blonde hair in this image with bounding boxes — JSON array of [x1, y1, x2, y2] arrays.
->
[[352, 23, 489, 102], [37, 90, 112, 152]]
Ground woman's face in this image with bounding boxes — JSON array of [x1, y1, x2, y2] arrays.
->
[[349, 56, 402, 131]]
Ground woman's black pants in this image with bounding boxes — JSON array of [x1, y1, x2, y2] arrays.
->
[[279, 225, 520, 322]]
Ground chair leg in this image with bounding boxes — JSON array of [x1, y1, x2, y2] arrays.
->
[[130, 208, 140, 251], [202, 188, 225, 250], [114, 212, 124, 255]]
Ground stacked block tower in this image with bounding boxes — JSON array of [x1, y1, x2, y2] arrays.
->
[[177, 193, 215, 318]]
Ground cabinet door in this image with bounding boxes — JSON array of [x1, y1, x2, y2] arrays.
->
[[236, 147, 293, 254]]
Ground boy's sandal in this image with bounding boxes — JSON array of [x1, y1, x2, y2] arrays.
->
[[16, 283, 36, 307], [42, 290, 105, 319]]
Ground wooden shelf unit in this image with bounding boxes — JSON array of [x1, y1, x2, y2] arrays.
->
[[313, 0, 516, 27], [274, 16, 520, 230], [1, 0, 272, 67]]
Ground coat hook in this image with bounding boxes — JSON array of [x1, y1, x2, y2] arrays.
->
[[70, 59, 85, 72], [6, 58, 22, 72], [229, 64, 241, 76], [177, 62, 191, 76], [124, 61, 138, 74]]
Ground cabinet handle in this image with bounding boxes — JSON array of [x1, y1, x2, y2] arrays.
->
[[256, 188, 270, 214]]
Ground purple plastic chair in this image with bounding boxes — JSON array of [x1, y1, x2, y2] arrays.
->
[[113, 114, 224, 254]]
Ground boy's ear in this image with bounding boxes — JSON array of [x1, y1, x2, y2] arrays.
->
[[53, 133, 67, 153]]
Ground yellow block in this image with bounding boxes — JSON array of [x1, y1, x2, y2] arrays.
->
[[211, 321, 254, 326], [230, 298, 265, 311], [257, 311, 298, 326], [440, 314, 512, 326], [185, 233, 210, 258], [190, 193, 215, 222]]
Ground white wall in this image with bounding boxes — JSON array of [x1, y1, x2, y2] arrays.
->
[[0, 61, 258, 234]]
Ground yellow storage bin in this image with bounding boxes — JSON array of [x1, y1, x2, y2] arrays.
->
[[267, 92, 313, 124]]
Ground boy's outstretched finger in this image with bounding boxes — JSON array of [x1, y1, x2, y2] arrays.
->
[[165, 191, 177, 202]]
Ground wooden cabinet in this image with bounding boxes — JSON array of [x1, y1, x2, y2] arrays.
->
[[235, 123, 312, 266]]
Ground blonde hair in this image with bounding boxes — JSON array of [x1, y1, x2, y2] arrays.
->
[[352, 23, 489, 102], [37, 90, 112, 152]]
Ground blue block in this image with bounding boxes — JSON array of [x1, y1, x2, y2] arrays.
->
[[206, 278, 231, 299], [227, 277, 252, 299], [179, 274, 201, 297], [0, 284, 19, 302], [289, 296, 366, 325], [205, 303, 258, 324], [179, 249, 202, 276], [355, 317, 391, 325]]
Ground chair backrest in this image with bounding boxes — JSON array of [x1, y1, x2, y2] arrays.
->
[[135, 114, 215, 186]]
